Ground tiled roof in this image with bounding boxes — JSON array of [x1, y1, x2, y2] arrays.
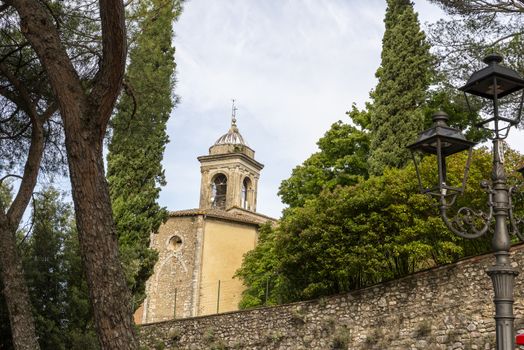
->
[[169, 208, 275, 226]]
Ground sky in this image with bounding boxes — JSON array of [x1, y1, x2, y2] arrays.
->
[[159, 0, 524, 219]]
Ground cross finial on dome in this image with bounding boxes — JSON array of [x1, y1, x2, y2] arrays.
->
[[231, 99, 238, 127]]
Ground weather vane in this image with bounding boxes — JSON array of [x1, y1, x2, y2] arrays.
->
[[231, 99, 238, 126]]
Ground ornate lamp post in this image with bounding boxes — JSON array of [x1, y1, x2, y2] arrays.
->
[[408, 54, 524, 350]]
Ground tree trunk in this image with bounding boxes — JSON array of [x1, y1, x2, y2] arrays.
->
[[0, 220, 40, 350], [0, 71, 46, 349], [63, 120, 137, 349], [6, 1, 138, 347]]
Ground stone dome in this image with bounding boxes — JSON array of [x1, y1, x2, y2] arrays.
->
[[209, 115, 255, 158], [214, 120, 248, 146]]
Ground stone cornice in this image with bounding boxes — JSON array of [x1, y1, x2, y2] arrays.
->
[[197, 153, 264, 171]]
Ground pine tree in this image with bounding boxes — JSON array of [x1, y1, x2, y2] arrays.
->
[[368, 0, 433, 175], [17, 187, 98, 349], [107, 0, 182, 309], [22, 189, 69, 350], [428, 0, 523, 86]]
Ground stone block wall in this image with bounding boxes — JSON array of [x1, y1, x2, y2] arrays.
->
[[140, 243, 524, 349], [140, 215, 203, 323]]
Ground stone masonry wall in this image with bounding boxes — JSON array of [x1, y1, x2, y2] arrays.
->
[[140, 243, 524, 350], [141, 215, 203, 323]]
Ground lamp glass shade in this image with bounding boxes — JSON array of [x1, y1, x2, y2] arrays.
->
[[460, 54, 524, 100], [407, 111, 475, 157], [407, 111, 475, 198]]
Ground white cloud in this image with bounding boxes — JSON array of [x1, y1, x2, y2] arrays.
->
[[160, 0, 524, 218]]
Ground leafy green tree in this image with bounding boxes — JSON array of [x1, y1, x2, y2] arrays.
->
[[368, 0, 434, 175], [423, 88, 489, 143], [235, 223, 282, 309], [238, 148, 523, 307], [107, 0, 182, 310], [279, 107, 370, 208], [247, 0, 492, 311], [239, 0, 494, 311], [278, 90, 485, 211]]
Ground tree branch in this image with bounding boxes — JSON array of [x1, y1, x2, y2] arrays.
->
[[0, 174, 23, 185], [0, 121, 30, 140], [0, 42, 30, 64], [5, 0, 87, 126], [489, 30, 524, 46], [122, 79, 137, 122], [89, 0, 127, 140], [16, 192, 36, 247], [41, 101, 58, 122], [0, 7, 47, 225], [0, 62, 38, 123], [0, 85, 28, 115], [6, 117, 44, 226]]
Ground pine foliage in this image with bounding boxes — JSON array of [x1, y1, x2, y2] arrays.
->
[[0, 188, 99, 350], [428, 0, 524, 84]]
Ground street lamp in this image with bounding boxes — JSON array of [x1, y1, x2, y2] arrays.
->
[[407, 110, 476, 204], [408, 54, 524, 350]]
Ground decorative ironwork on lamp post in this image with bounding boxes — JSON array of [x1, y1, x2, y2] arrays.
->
[[408, 54, 524, 350]]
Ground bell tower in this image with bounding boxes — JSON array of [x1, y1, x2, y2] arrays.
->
[[197, 102, 263, 212]]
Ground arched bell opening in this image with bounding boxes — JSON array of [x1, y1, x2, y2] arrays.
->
[[241, 177, 252, 210], [211, 173, 228, 209]]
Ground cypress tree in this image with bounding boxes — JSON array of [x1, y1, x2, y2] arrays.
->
[[107, 0, 182, 309], [368, 0, 433, 175]]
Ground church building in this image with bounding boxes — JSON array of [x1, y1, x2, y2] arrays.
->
[[136, 106, 275, 324]]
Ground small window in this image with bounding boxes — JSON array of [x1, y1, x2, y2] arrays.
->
[[211, 174, 227, 209], [168, 235, 183, 251], [241, 177, 252, 210]]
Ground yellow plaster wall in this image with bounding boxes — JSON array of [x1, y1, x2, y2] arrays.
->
[[198, 219, 257, 315]]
